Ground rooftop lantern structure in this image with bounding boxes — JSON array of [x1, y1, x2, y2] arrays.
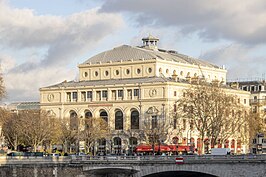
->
[[142, 34, 159, 51]]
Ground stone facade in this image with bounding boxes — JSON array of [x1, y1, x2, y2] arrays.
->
[[40, 35, 250, 154]]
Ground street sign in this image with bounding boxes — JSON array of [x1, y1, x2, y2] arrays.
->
[[175, 157, 184, 164]]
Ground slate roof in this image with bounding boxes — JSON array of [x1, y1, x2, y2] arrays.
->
[[81, 45, 220, 69]]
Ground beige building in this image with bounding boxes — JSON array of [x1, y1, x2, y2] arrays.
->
[[230, 80, 266, 154], [40, 35, 250, 154]]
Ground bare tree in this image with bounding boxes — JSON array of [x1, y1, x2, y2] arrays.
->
[[80, 117, 109, 155], [55, 118, 78, 154], [0, 110, 21, 150], [3, 110, 59, 152], [177, 82, 248, 154], [249, 107, 266, 144], [141, 106, 170, 154], [0, 71, 6, 100], [19, 110, 55, 151]]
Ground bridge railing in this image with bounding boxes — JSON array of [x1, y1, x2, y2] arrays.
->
[[1, 154, 266, 163]]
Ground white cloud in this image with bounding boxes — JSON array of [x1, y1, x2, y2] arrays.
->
[[0, 54, 16, 73], [100, 0, 266, 45], [0, 1, 124, 102], [200, 44, 266, 80], [3, 65, 75, 102]]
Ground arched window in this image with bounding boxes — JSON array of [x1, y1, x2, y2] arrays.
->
[[98, 138, 106, 155], [70, 111, 78, 130], [129, 137, 138, 146], [197, 138, 202, 154], [218, 139, 222, 148], [224, 140, 229, 148], [190, 137, 195, 147], [100, 110, 108, 122], [98, 138, 106, 146], [84, 111, 92, 129], [204, 138, 210, 154], [231, 139, 235, 149], [182, 137, 187, 145], [131, 110, 139, 129], [172, 137, 179, 144], [85, 111, 92, 118], [115, 110, 123, 130], [113, 137, 122, 155]]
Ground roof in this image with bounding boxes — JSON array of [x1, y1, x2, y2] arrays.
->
[[42, 76, 233, 91], [7, 102, 40, 111], [142, 34, 159, 41], [81, 45, 220, 69], [227, 80, 266, 87], [42, 76, 187, 89]]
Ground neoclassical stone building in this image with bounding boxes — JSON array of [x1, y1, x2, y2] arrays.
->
[[40, 35, 250, 154]]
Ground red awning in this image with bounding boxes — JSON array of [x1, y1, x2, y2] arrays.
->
[[168, 145, 177, 151], [135, 144, 193, 152], [135, 144, 172, 152], [154, 145, 171, 152], [178, 145, 194, 151], [135, 144, 153, 152]]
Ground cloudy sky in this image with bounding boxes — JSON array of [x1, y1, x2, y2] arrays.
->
[[0, 0, 265, 103]]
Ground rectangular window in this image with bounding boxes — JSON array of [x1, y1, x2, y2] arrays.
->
[[134, 89, 139, 97], [253, 106, 257, 113], [102, 90, 108, 100], [174, 91, 177, 96], [244, 99, 246, 104], [67, 92, 71, 102], [72, 92, 77, 102], [118, 90, 123, 98], [253, 139, 257, 144], [87, 91, 92, 101]]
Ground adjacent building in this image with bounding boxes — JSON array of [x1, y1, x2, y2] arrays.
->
[[229, 80, 266, 154], [40, 35, 250, 154]]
